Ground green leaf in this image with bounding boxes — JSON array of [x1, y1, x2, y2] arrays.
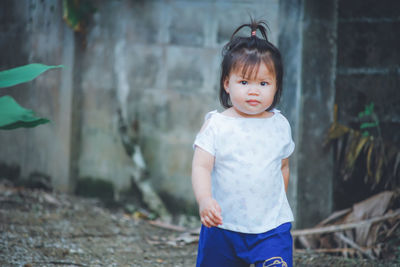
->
[[362, 131, 370, 137], [360, 122, 378, 129], [0, 64, 63, 88], [364, 102, 374, 116], [0, 95, 50, 130]]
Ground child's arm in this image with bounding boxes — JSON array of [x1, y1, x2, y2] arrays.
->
[[192, 147, 223, 227], [281, 158, 290, 193]]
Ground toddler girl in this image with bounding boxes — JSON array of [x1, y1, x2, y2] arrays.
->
[[192, 20, 295, 267]]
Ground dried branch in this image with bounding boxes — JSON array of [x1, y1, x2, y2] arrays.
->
[[316, 208, 352, 227], [32, 261, 88, 267], [292, 210, 400, 237], [295, 248, 357, 254], [335, 233, 375, 259]]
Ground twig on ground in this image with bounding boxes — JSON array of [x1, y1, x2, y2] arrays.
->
[[31, 261, 88, 267], [295, 248, 357, 254], [335, 232, 375, 259], [316, 208, 352, 227], [292, 211, 400, 237]]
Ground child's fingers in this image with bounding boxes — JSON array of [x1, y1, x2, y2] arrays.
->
[[201, 210, 220, 227], [201, 214, 214, 227], [207, 209, 223, 226], [199, 198, 223, 227], [211, 203, 223, 223], [210, 210, 222, 224], [200, 216, 209, 227]]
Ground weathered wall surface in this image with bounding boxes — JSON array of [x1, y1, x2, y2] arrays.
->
[[0, 0, 286, 215], [301, 0, 338, 227], [278, 0, 303, 227], [0, 0, 74, 191], [335, 0, 400, 145], [333, 0, 400, 209], [76, 0, 281, 213]]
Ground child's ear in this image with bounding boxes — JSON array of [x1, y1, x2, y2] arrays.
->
[[224, 78, 230, 94]]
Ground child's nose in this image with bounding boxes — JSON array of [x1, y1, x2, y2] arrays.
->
[[248, 86, 260, 95]]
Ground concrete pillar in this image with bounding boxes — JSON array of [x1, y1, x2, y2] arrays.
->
[[296, 0, 337, 228], [278, 0, 303, 228]]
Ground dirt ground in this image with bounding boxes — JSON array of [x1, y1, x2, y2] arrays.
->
[[0, 183, 398, 267]]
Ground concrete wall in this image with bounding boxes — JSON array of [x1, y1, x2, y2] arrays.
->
[[335, 0, 400, 145], [0, 0, 74, 191], [0, 0, 286, 216], [76, 0, 281, 213], [333, 0, 400, 209]]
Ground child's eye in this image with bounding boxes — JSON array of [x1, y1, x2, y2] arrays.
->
[[260, 81, 268, 86], [240, 81, 248, 85]]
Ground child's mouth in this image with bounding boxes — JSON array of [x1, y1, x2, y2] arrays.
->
[[247, 100, 260, 106]]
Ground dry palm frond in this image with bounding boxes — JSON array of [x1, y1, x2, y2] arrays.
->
[[325, 104, 400, 189]]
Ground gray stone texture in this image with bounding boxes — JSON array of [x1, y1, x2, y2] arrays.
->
[[337, 22, 400, 68], [278, 0, 303, 228], [295, 0, 337, 228], [74, 0, 281, 213], [336, 0, 400, 145], [338, 0, 400, 19], [215, 1, 280, 45], [168, 2, 209, 47]]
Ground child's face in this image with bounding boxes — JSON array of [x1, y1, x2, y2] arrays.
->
[[224, 63, 277, 118]]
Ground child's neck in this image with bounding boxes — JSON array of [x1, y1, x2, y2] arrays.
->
[[223, 107, 274, 118]]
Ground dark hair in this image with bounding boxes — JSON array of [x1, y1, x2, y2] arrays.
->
[[219, 19, 283, 111]]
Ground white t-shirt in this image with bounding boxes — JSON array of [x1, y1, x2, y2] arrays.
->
[[193, 109, 295, 234]]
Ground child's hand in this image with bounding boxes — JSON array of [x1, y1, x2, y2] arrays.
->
[[199, 197, 223, 228]]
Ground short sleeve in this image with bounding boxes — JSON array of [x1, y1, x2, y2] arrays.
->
[[281, 115, 295, 159], [193, 110, 218, 156], [282, 136, 295, 159]]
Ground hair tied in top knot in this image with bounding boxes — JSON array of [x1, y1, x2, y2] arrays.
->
[[219, 19, 283, 112]]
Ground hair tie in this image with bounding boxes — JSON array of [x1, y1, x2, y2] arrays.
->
[[251, 30, 256, 36]]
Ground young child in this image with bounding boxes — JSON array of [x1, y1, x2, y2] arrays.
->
[[192, 20, 295, 267]]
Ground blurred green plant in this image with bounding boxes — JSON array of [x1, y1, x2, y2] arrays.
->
[[63, 0, 96, 33], [326, 103, 399, 190], [358, 102, 380, 137], [0, 63, 63, 130]]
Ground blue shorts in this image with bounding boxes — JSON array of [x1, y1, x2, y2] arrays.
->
[[196, 222, 292, 267]]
